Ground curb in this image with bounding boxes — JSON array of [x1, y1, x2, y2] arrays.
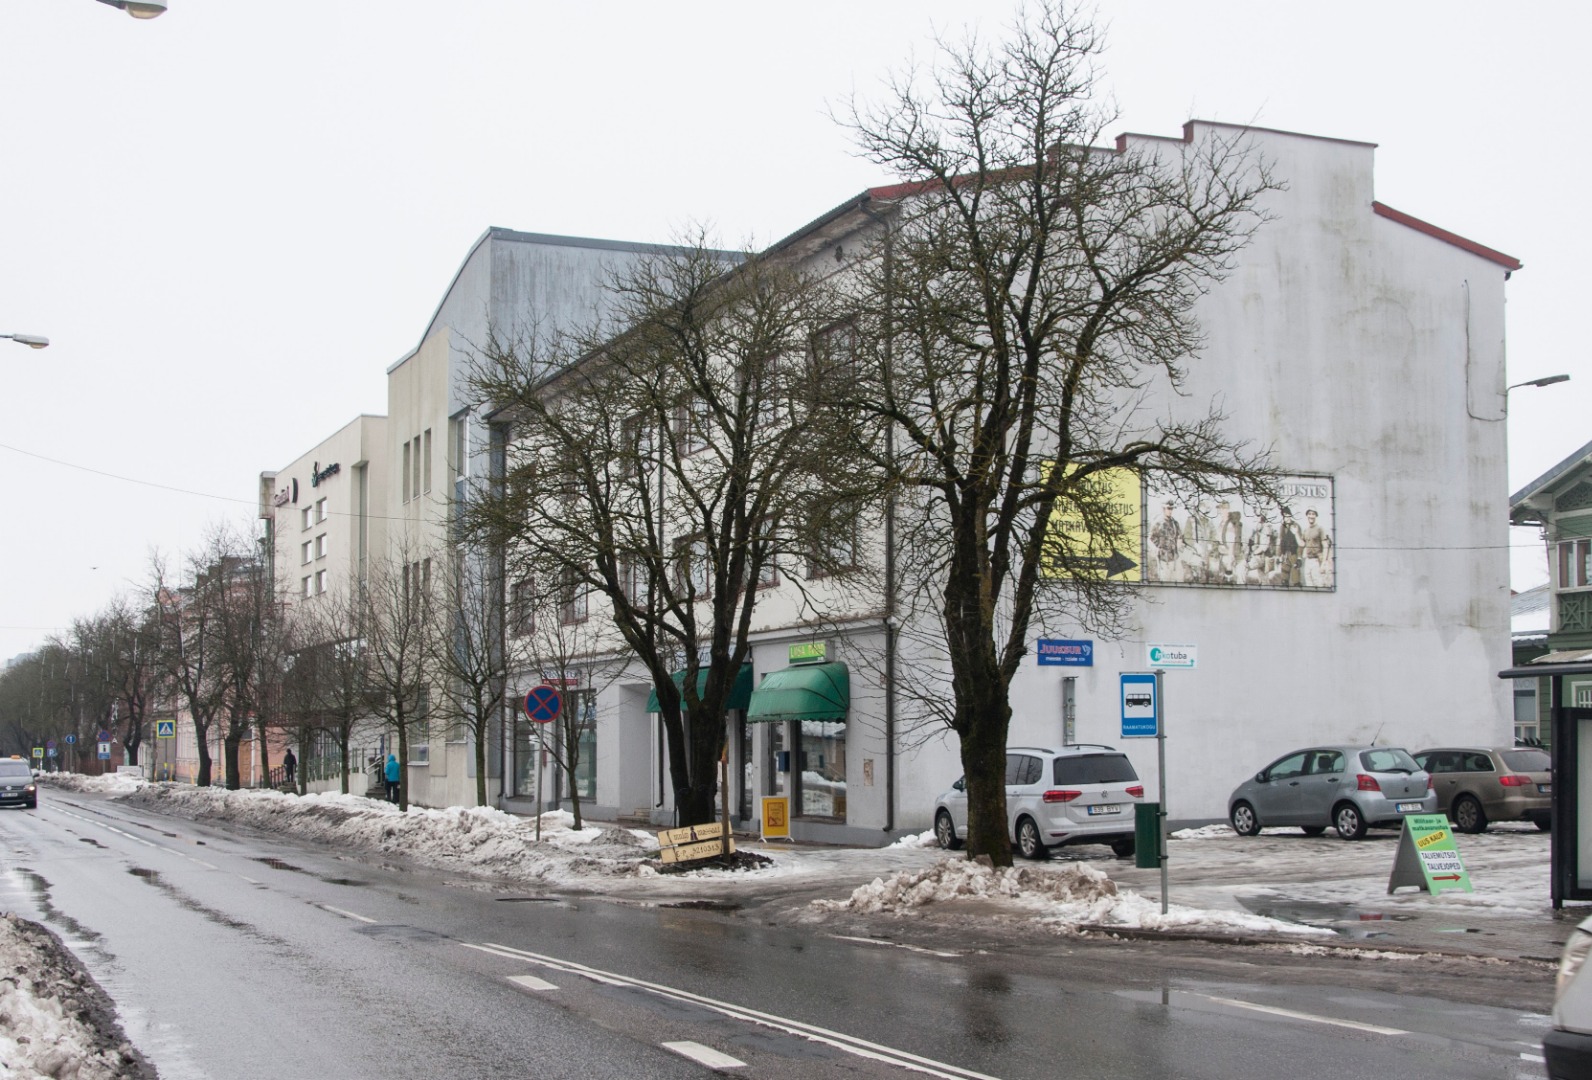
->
[[1075, 922, 1556, 965]]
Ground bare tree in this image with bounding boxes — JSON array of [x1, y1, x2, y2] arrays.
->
[[283, 585, 373, 795], [360, 546, 435, 811], [149, 549, 229, 787], [836, 2, 1277, 864], [468, 238, 846, 826], [428, 549, 506, 807]]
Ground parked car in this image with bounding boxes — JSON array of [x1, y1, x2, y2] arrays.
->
[[0, 756, 38, 810], [1227, 745, 1434, 840], [934, 745, 1144, 859], [1411, 745, 1551, 833], [1546, 914, 1592, 1078]]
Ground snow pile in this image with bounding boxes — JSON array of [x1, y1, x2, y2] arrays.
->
[[817, 858, 1116, 914], [35, 772, 146, 797], [815, 857, 1333, 938], [113, 784, 659, 884], [887, 829, 939, 850], [0, 914, 155, 1080]]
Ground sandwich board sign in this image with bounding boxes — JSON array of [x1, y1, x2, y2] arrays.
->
[[1387, 814, 1473, 895]]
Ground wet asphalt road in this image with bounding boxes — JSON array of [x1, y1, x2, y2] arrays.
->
[[0, 792, 1556, 1080]]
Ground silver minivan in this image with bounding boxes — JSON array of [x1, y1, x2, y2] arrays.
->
[[934, 745, 1144, 859], [1228, 745, 1435, 840]]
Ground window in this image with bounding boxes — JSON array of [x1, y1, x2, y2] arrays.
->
[[315, 498, 327, 524], [559, 567, 589, 625], [315, 534, 327, 560], [315, 569, 327, 595], [510, 579, 535, 638], [411, 436, 422, 501], [301, 541, 313, 565], [810, 320, 859, 393], [402, 440, 412, 502], [756, 518, 779, 589], [620, 558, 652, 608], [423, 428, 432, 494], [674, 396, 711, 456], [675, 536, 711, 595], [808, 502, 859, 578], [1560, 539, 1592, 589], [302, 576, 312, 599], [622, 413, 656, 478], [301, 507, 313, 531], [450, 413, 469, 479], [411, 686, 430, 764]]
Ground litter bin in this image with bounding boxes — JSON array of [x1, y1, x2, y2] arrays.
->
[[1135, 801, 1162, 869]]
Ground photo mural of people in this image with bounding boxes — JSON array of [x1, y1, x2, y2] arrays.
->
[[1141, 475, 1335, 590]]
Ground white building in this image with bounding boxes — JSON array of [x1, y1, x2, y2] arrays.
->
[[514, 122, 1520, 839]]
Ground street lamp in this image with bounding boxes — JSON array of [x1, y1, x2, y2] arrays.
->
[[1, 332, 49, 350], [94, 0, 166, 18], [1508, 374, 1571, 391]]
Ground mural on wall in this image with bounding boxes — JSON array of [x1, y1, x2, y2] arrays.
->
[[1143, 474, 1335, 590]]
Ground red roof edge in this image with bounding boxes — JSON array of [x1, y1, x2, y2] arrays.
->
[[1372, 201, 1522, 272]]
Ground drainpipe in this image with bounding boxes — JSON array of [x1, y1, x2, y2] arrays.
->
[[857, 195, 897, 833]]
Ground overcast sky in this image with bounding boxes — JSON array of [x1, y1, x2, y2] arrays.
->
[[1, 1, 1582, 661]]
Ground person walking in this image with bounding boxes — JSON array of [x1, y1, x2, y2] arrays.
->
[[282, 748, 297, 785], [384, 752, 401, 803]]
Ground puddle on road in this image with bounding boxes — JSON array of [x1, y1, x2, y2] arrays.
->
[[319, 877, 367, 887], [662, 900, 743, 912], [77, 838, 107, 849], [496, 896, 558, 903], [253, 856, 308, 874], [1237, 897, 1418, 938]]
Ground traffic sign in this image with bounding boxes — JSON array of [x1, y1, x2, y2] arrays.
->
[[64, 734, 76, 745], [156, 720, 176, 739], [31, 747, 43, 760], [98, 730, 111, 743], [524, 685, 562, 724], [46, 739, 56, 750], [97, 742, 112, 760], [1146, 643, 1197, 669], [1120, 673, 1158, 738]]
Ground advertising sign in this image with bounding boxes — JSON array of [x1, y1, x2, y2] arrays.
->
[[1042, 464, 1142, 582], [1036, 639, 1093, 666], [1146, 644, 1197, 669], [1145, 474, 1335, 590], [1388, 814, 1474, 895], [761, 796, 791, 840]]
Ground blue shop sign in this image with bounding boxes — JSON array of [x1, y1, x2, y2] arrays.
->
[[1037, 639, 1093, 666]]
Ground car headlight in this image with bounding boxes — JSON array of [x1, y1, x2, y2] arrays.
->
[[24, 785, 35, 795], [1558, 925, 1592, 1000]]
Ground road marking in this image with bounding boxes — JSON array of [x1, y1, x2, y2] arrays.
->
[[829, 934, 961, 958], [1520, 1052, 1545, 1063], [508, 974, 559, 992], [464, 941, 1001, 1080], [319, 904, 376, 924], [1202, 995, 1408, 1036], [662, 1042, 744, 1069]]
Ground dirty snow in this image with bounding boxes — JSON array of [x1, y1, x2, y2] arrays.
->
[[814, 857, 1333, 937], [0, 914, 155, 1080]]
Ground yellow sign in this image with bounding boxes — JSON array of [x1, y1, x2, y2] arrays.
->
[[660, 838, 736, 864], [761, 796, 791, 840], [658, 821, 725, 847], [1042, 464, 1142, 581]]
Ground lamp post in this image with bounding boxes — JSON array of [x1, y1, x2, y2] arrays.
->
[[1508, 374, 1571, 391], [1, 333, 48, 350], [93, 0, 166, 17]]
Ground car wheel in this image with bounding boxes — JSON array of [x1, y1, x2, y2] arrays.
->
[[1110, 837, 1136, 859], [1334, 802, 1367, 840], [934, 810, 963, 851], [1452, 794, 1488, 834], [1016, 817, 1048, 860], [1301, 825, 1326, 836], [1230, 801, 1261, 836]]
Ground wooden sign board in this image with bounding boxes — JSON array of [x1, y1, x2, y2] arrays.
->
[[658, 821, 725, 848], [659, 837, 736, 865]]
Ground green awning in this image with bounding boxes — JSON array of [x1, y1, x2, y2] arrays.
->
[[645, 663, 754, 713], [747, 662, 850, 723]]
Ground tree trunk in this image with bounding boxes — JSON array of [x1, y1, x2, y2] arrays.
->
[[396, 726, 408, 811], [223, 733, 242, 791], [474, 724, 488, 808], [339, 739, 350, 795], [958, 701, 1013, 867], [195, 721, 213, 787]]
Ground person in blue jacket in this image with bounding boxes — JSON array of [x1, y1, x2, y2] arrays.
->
[[384, 753, 401, 803]]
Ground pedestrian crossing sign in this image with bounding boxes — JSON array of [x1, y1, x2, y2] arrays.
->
[[156, 720, 176, 739]]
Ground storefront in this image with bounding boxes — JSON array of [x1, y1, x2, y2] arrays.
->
[[748, 645, 851, 823]]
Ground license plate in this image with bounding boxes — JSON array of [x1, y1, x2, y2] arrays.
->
[[1540, 784, 1552, 794], [1396, 802, 1423, 813], [1087, 804, 1121, 816]]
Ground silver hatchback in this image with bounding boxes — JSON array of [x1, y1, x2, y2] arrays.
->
[[1228, 745, 1435, 840], [934, 745, 1144, 859]]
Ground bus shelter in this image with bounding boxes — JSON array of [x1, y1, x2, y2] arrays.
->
[[1499, 660, 1592, 907]]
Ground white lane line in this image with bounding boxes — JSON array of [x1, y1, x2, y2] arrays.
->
[[662, 1042, 745, 1069], [1202, 995, 1408, 1036], [464, 941, 1001, 1080], [829, 934, 961, 958], [1521, 1051, 1546, 1063], [240, 876, 262, 885], [319, 904, 377, 924], [508, 974, 560, 992]]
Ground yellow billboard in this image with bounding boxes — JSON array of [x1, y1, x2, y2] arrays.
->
[[1042, 464, 1142, 581]]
